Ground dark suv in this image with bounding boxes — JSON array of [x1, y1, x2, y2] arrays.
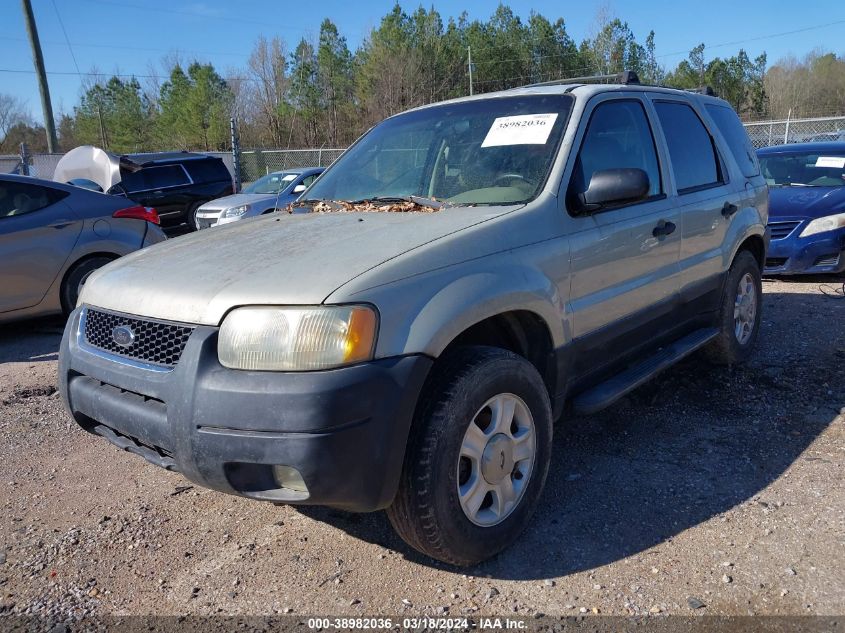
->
[[105, 153, 232, 230]]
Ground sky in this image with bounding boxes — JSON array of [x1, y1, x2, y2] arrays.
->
[[3, 0, 845, 124]]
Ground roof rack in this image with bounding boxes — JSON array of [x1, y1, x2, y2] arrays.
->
[[685, 86, 715, 96], [526, 70, 641, 88]]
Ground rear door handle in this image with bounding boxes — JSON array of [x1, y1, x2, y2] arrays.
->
[[48, 219, 74, 229], [722, 201, 739, 217], [653, 220, 676, 237]]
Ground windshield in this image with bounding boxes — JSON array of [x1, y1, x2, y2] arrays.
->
[[305, 95, 573, 207], [760, 151, 845, 187], [244, 172, 298, 194]]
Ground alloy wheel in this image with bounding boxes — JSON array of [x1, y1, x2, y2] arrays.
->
[[457, 393, 536, 527], [733, 272, 757, 345]]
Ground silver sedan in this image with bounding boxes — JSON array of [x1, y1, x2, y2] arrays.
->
[[0, 173, 166, 323]]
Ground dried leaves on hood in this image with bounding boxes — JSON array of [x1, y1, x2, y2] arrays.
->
[[288, 199, 443, 214]]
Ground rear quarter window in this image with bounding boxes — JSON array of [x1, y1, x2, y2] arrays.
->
[[184, 158, 231, 184], [0, 180, 69, 218], [119, 165, 190, 192], [706, 104, 760, 179]]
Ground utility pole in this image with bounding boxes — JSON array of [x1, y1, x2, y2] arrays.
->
[[467, 46, 474, 96], [96, 104, 107, 149], [21, 0, 58, 152]]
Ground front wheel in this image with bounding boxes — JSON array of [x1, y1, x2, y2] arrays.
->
[[704, 250, 762, 365], [387, 346, 553, 566], [186, 202, 204, 231]]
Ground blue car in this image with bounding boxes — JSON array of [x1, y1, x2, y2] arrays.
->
[[758, 142, 845, 275]]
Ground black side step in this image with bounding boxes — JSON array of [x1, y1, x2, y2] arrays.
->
[[572, 327, 719, 416]]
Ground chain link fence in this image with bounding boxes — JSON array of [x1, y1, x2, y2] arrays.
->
[[743, 116, 845, 149], [6, 117, 845, 183], [238, 148, 345, 183]]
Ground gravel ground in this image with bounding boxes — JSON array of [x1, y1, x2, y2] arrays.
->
[[0, 276, 843, 622]]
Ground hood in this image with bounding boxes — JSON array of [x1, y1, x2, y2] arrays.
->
[[198, 193, 281, 212], [768, 186, 845, 220], [80, 207, 511, 325]]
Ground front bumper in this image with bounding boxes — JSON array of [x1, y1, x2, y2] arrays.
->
[[214, 215, 240, 226], [764, 227, 845, 275], [58, 307, 432, 511]]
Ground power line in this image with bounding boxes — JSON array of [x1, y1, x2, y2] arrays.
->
[[0, 34, 252, 59], [0, 66, 261, 84], [50, 0, 81, 76], [654, 18, 845, 60]]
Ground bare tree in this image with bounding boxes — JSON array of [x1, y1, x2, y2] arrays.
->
[[248, 36, 288, 147], [0, 94, 30, 142], [765, 49, 845, 118]]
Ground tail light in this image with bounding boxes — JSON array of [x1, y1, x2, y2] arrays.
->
[[113, 205, 159, 225]]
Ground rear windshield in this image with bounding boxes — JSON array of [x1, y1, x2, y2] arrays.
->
[[759, 151, 845, 187], [305, 94, 573, 206]]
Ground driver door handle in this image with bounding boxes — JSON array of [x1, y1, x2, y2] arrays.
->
[[652, 219, 676, 237], [48, 219, 74, 229]]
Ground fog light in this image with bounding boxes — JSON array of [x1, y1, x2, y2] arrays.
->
[[272, 465, 308, 493]]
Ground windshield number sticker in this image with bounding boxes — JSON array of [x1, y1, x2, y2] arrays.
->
[[481, 113, 558, 147], [815, 156, 845, 168]]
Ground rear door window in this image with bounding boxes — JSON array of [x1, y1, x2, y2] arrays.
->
[[654, 101, 722, 193], [706, 104, 760, 179], [0, 181, 68, 218], [568, 99, 662, 211]]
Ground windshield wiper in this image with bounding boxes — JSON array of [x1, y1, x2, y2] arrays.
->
[[348, 195, 448, 210]]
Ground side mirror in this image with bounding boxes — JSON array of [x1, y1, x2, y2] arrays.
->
[[292, 184, 307, 194], [577, 168, 650, 213]]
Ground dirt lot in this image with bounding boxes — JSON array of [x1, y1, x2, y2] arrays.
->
[[1, 277, 843, 622]]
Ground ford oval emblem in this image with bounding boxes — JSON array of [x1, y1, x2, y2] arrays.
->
[[112, 325, 136, 348]]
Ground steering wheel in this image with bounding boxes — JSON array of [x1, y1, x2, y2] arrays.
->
[[494, 173, 531, 186]]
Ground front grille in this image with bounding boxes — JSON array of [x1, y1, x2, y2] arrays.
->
[[765, 257, 788, 269], [814, 254, 840, 267], [83, 308, 195, 368], [768, 220, 801, 240]]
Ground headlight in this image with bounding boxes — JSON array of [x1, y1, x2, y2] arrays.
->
[[799, 212, 845, 237], [218, 306, 378, 371], [221, 204, 250, 218]]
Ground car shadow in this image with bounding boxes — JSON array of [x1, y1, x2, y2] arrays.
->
[[297, 283, 844, 578], [0, 316, 65, 364]]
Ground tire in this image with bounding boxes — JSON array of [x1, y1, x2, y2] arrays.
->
[[387, 346, 553, 566], [704, 250, 762, 365], [186, 202, 204, 231], [60, 256, 114, 315]]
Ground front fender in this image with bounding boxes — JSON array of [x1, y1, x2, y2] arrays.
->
[[348, 253, 567, 359]]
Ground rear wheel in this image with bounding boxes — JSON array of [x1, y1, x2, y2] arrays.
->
[[387, 346, 552, 566], [60, 256, 114, 315], [704, 250, 762, 365]]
